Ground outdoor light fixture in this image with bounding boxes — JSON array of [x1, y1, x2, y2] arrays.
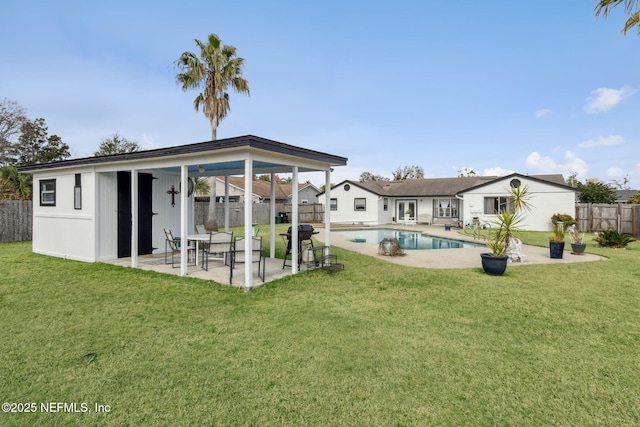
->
[[198, 165, 205, 173]]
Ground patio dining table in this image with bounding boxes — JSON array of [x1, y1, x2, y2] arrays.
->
[[187, 234, 210, 266]]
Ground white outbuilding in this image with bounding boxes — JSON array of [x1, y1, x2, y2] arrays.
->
[[18, 135, 347, 289]]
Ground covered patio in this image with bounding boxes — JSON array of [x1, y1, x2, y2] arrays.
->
[[19, 135, 347, 290]]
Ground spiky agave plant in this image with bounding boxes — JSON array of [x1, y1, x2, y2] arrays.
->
[[486, 184, 532, 257]]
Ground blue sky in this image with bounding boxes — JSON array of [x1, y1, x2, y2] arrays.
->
[[1, 0, 639, 189]]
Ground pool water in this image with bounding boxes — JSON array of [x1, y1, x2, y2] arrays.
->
[[334, 228, 485, 250]]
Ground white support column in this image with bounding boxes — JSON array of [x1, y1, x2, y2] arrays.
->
[[131, 170, 138, 268], [180, 165, 189, 276], [325, 169, 332, 255], [224, 175, 230, 232], [291, 166, 299, 273], [244, 159, 253, 290], [269, 173, 276, 258]]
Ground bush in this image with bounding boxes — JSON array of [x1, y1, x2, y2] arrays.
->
[[551, 213, 575, 229], [594, 230, 636, 248], [628, 192, 640, 204]]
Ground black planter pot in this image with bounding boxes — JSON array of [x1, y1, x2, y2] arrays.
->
[[549, 241, 565, 259], [480, 253, 509, 276], [571, 243, 586, 254]]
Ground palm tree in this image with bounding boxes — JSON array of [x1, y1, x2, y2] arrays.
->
[[175, 33, 250, 230], [595, 0, 640, 35], [175, 33, 250, 140], [0, 166, 32, 200]]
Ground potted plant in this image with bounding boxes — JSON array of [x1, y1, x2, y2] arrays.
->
[[548, 219, 566, 259], [480, 239, 508, 276], [481, 184, 532, 275], [569, 226, 587, 254]]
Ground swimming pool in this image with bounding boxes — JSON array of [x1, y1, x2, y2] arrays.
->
[[333, 228, 485, 250]]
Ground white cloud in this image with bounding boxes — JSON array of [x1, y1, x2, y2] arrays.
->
[[606, 166, 625, 178], [535, 108, 551, 119], [583, 86, 636, 114], [577, 135, 625, 148], [483, 167, 514, 176], [140, 133, 161, 150], [525, 151, 589, 179]]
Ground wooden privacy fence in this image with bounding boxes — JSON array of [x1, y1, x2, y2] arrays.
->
[[575, 203, 640, 236], [0, 200, 32, 243], [194, 202, 325, 228]]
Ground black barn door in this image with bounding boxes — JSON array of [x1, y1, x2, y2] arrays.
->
[[137, 173, 154, 255], [117, 172, 154, 258]]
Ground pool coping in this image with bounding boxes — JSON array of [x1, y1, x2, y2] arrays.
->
[[313, 224, 607, 270]]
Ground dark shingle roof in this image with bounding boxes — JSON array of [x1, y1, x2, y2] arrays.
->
[[334, 173, 571, 197], [18, 135, 348, 172]]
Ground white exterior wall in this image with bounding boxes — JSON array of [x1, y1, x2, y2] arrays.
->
[[378, 197, 394, 224], [461, 177, 575, 231], [32, 169, 96, 262], [33, 169, 197, 263], [152, 171, 194, 254], [96, 170, 194, 260], [328, 183, 380, 225], [97, 172, 117, 260]]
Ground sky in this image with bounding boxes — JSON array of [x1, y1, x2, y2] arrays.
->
[[1, 0, 639, 189]]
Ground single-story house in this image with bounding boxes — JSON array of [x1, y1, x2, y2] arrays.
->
[[18, 135, 347, 288], [209, 176, 321, 204], [319, 173, 578, 231]]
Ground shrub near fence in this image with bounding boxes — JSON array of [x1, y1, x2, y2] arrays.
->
[[0, 200, 32, 243]]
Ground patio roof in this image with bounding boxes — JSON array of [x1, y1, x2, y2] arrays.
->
[[18, 135, 347, 173]]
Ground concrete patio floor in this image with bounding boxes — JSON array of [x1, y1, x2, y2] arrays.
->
[[106, 253, 300, 288], [106, 224, 606, 288]]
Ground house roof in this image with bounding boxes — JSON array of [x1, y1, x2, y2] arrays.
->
[[221, 177, 316, 199], [458, 173, 574, 193], [616, 189, 639, 202], [325, 173, 572, 197], [17, 135, 348, 174]]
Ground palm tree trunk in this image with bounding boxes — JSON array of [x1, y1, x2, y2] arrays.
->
[[205, 124, 218, 231], [206, 177, 218, 231]]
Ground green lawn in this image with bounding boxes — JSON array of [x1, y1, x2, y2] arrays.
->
[[1, 228, 639, 426]]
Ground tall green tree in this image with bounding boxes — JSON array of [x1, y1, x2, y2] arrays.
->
[[359, 172, 389, 182], [175, 33, 250, 141], [595, 0, 640, 35], [578, 181, 617, 203], [175, 33, 250, 230], [0, 99, 28, 166], [94, 132, 141, 156], [392, 165, 424, 181], [10, 118, 70, 166]]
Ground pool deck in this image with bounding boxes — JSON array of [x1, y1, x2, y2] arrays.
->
[[318, 224, 606, 269]]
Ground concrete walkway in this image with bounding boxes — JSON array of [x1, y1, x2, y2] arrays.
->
[[316, 224, 606, 269]]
